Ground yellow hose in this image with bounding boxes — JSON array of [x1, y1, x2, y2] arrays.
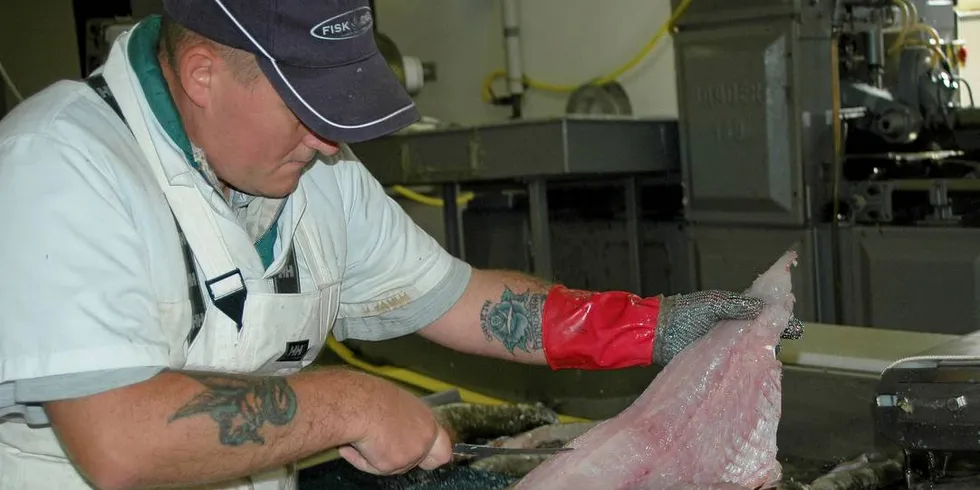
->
[[902, 39, 945, 70], [886, 0, 947, 70], [482, 0, 694, 101], [326, 336, 591, 424], [887, 0, 916, 55], [391, 184, 475, 207]]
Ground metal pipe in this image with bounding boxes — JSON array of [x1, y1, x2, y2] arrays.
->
[[624, 177, 643, 294], [442, 183, 465, 260], [502, 0, 524, 118], [527, 180, 552, 279], [867, 26, 885, 87], [831, 32, 844, 325]]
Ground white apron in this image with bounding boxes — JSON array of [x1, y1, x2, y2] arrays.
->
[[0, 31, 339, 490]]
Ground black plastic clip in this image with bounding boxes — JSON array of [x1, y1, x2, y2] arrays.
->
[[205, 269, 247, 331]]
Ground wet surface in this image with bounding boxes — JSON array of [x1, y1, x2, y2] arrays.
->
[[778, 454, 843, 484], [297, 453, 907, 490], [297, 458, 980, 490], [298, 460, 516, 490]]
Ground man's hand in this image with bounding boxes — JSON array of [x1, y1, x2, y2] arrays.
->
[[338, 382, 453, 475], [652, 290, 805, 365]]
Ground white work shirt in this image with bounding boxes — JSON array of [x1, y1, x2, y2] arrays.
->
[[0, 17, 469, 442]]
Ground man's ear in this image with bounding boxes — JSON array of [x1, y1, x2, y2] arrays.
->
[[176, 44, 219, 108]]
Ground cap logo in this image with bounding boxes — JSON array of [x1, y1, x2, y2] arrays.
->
[[310, 6, 374, 40]]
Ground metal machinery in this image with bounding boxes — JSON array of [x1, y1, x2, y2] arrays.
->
[[875, 331, 980, 488], [671, 0, 980, 334], [670, 1, 980, 486]]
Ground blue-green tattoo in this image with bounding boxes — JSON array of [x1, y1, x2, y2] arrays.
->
[[169, 373, 297, 446], [480, 286, 546, 354]]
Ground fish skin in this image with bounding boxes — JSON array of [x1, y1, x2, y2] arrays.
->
[[471, 454, 553, 478], [487, 422, 599, 450], [433, 402, 560, 444], [510, 251, 799, 490], [809, 458, 902, 490]]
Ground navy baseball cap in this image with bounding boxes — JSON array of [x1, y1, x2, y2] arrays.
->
[[161, 0, 420, 143]]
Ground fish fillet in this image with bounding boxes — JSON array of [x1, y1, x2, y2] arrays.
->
[[512, 250, 798, 490]]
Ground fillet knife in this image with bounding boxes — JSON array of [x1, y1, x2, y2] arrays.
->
[[452, 442, 573, 457]]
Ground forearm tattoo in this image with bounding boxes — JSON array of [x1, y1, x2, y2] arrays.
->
[[480, 285, 548, 355], [169, 373, 298, 446]]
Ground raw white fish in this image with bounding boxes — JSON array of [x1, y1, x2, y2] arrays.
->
[[512, 251, 799, 490]]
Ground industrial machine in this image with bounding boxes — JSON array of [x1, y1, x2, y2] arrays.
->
[[670, 5, 980, 481], [833, 0, 978, 224], [670, 0, 980, 334], [875, 331, 980, 488], [831, 8, 980, 483]]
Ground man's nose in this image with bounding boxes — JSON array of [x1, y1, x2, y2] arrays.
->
[[303, 132, 340, 156]]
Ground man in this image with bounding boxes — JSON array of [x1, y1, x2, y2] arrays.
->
[[0, 1, 803, 489]]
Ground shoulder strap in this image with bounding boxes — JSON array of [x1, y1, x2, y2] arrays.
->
[[82, 74, 299, 346]]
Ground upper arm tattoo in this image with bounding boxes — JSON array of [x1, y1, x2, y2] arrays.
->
[[169, 373, 298, 446], [480, 286, 547, 355]]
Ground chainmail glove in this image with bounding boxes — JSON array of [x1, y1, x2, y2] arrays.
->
[[652, 290, 805, 366]]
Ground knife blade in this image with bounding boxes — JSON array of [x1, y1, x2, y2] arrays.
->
[[452, 442, 573, 457]]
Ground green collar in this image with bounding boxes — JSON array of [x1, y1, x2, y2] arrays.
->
[[127, 15, 197, 167], [126, 15, 279, 269]]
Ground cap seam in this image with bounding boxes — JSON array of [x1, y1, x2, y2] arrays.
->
[[272, 49, 380, 70]]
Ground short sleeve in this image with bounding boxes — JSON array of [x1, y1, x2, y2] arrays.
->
[[331, 153, 471, 341], [0, 134, 171, 387]]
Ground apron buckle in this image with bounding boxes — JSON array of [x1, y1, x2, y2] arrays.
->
[[205, 269, 248, 331]]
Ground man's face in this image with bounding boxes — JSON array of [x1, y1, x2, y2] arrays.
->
[[169, 47, 339, 199], [203, 69, 339, 198]]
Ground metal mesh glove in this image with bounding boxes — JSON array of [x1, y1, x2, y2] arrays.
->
[[652, 290, 805, 366]]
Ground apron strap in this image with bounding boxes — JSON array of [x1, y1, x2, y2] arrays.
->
[[82, 74, 300, 345], [85, 75, 128, 130], [274, 252, 300, 294], [84, 74, 210, 340]]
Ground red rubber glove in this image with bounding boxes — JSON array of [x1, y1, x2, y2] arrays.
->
[[541, 286, 661, 370], [541, 286, 805, 371]]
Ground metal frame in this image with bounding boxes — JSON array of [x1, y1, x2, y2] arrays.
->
[[351, 117, 679, 185], [358, 117, 680, 281]]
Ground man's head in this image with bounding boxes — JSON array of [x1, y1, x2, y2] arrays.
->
[[158, 0, 419, 198]]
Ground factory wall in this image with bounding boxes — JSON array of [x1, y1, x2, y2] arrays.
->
[[373, 0, 680, 126], [960, 13, 980, 107], [0, 0, 80, 115]]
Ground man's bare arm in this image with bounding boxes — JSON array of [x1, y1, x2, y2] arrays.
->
[[45, 367, 441, 490], [419, 269, 552, 365]]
